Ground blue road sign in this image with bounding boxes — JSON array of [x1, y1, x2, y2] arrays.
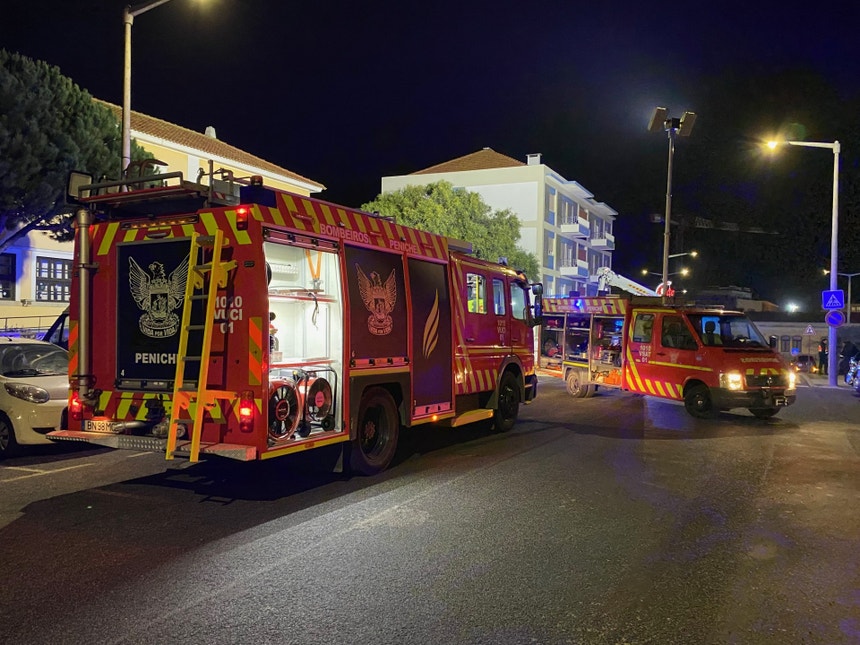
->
[[825, 310, 845, 327], [822, 289, 845, 310]]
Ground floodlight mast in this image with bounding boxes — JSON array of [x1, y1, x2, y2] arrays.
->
[[649, 108, 696, 303]]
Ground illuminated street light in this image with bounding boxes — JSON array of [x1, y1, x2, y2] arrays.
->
[[641, 267, 690, 278], [669, 250, 698, 260], [767, 139, 840, 385], [649, 107, 697, 303]]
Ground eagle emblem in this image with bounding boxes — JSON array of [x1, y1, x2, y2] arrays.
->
[[129, 255, 190, 338], [355, 263, 397, 336]]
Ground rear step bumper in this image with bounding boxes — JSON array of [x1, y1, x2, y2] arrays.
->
[[47, 430, 257, 461]]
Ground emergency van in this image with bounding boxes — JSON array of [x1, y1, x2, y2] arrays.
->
[[540, 295, 797, 418], [48, 171, 541, 474]]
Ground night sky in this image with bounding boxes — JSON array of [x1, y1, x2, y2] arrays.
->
[[3, 0, 860, 306]]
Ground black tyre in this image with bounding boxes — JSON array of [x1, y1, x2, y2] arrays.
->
[[493, 372, 520, 433], [684, 384, 716, 419], [565, 369, 589, 398], [347, 387, 399, 475], [750, 407, 780, 419], [0, 417, 20, 458]]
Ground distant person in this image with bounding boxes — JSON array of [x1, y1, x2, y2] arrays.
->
[[818, 338, 828, 375]]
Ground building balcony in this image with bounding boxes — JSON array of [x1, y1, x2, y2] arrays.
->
[[558, 262, 590, 278], [590, 232, 615, 250], [559, 216, 590, 238]]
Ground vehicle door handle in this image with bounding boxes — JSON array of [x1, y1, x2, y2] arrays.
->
[[466, 337, 475, 342], [656, 351, 667, 356]]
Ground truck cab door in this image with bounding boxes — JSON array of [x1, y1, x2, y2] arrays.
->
[[626, 312, 697, 400]]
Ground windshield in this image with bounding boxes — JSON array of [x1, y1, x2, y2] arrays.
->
[[0, 343, 69, 377], [688, 313, 770, 348]]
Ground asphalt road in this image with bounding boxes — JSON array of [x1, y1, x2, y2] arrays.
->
[[1, 376, 858, 645]]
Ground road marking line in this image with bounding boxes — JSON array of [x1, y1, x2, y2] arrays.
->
[[0, 462, 94, 483]]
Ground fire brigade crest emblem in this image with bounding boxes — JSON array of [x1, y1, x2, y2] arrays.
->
[[356, 264, 397, 336], [129, 255, 189, 338]]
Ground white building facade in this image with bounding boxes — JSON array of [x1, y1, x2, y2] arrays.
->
[[380, 148, 616, 296]]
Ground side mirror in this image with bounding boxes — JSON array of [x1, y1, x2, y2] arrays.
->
[[530, 286, 543, 327]]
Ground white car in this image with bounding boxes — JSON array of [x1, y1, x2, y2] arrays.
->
[[0, 338, 69, 457]]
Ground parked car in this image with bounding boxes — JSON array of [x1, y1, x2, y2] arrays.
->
[[791, 354, 818, 373], [0, 338, 69, 457]]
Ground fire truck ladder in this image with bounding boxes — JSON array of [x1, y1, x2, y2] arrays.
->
[[166, 230, 236, 462]]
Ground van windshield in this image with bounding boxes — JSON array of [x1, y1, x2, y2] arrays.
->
[[688, 313, 769, 348]]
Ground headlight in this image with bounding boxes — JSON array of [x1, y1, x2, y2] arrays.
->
[[4, 382, 50, 404], [787, 371, 797, 391], [719, 371, 744, 391]]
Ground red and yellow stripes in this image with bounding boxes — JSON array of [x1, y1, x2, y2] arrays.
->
[[542, 297, 628, 315]]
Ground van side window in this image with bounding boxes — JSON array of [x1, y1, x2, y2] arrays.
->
[[662, 315, 696, 350], [466, 273, 486, 314], [632, 313, 654, 343]]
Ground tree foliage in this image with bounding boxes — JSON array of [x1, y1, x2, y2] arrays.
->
[[0, 50, 149, 250], [362, 181, 540, 279]]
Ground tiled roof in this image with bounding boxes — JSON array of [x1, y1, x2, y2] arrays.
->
[[95, 99, 324, 191], [412, 148, 525, 174]]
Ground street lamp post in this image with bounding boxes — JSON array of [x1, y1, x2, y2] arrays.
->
[[767, 139, 840, 385], [122, 0, 175, 176], [649, 108, 697, 303]]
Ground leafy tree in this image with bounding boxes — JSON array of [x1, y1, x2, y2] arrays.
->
[[0, 50, 150, 250], [362, 181, 540, 279]]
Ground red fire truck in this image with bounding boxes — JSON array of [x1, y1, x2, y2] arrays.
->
[[48, 171, 541, 474], [539, 295, 796, 418]]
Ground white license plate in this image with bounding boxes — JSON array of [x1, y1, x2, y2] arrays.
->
[[85, 419, 118, 433]]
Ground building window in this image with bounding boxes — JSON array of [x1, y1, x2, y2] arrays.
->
[[36, 256, 72, 302], [791, 336, 802, 353], [0, 254, 15, 300], [780, 335, 791, 353]]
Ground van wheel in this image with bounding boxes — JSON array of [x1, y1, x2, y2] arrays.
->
[[750, 407, 780, 419], [566, 369, 589, 398], [346, 387, 399, 476], [493, 372, 520, 433], [684, 384, 716, 419], [0, 417, 20, 458]]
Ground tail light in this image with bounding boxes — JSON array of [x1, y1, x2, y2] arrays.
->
[[69, 391, 83, 421], [235, 206, 250, 231], [239, 393, 254, 432]]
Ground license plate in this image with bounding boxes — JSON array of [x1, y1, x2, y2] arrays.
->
[[85, 419, 118, 433], [773, 396, 787, 407]]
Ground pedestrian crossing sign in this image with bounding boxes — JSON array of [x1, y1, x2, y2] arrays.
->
[[805, 325, 815, 334], [822, 289, 844, 310]]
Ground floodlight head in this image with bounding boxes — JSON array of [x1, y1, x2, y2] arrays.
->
[[678, 111, 697, 137], [648, 107, 669, 133]]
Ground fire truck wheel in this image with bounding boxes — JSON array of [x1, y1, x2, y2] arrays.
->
[[684, 384, 716, 419], [348, 387, 399, 475], [750, 407, 780, 419], [493, 372, 520, 433], [565, 369, 589, 399]]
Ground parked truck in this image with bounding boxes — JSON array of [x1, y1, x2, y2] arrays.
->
[[48, 171, 541, 473], [539, 294, 796, 418]]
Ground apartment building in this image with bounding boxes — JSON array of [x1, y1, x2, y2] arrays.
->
[[380, 148, 616, 296], [1, 101, 324, 334]]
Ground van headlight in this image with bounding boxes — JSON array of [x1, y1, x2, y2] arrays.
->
[[719, 371, 744, 391], [786, 370, 797, 391]]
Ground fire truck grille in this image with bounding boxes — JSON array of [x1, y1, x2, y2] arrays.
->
[[746, 374, 789, 388]]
